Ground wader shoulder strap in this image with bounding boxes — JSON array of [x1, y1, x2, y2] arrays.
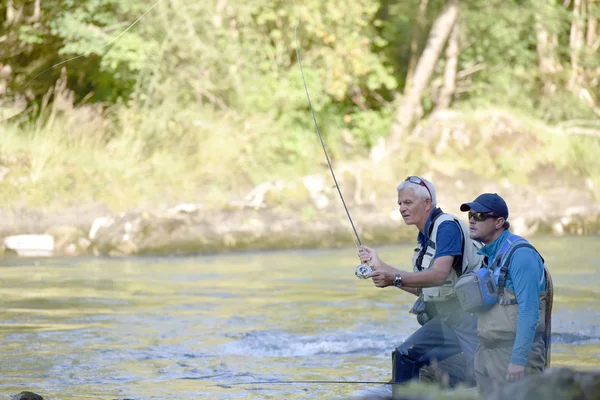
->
[[415, 209, 444, 271], [497, 241, 545, 302], [450, 218, 465, 277], [490, 234, 523, 269], [422, 211, 464, 276], [481, 234, 522, 278]]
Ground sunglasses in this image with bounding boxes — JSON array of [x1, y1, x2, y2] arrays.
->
[[405, 176, 432, 200], [468, 211, 500, 222]]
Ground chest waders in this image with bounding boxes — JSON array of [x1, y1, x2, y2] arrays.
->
[[459, 235, 552, 368]]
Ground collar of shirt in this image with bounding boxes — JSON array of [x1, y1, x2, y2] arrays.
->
[[478, 229, 513, 262], [417, 208, 443, 247]]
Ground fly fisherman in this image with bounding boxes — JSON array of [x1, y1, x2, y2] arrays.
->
[[358, 176, 483, 386], [456, 193, 550, 396]]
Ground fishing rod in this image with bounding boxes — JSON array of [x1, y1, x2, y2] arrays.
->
[[293, 23, 373, 280]]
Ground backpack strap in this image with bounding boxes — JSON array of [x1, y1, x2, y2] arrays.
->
[[497, 241, 545, 305], [476, 234, 522, 306], [489, 234, 523, 270], [482, 256, 490, 268], [450, 218, 465, 277], [428, 208, 444, 238], [415, 208, 443, 271]]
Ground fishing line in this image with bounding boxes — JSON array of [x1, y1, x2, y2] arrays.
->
[[217, 379, 393, 387], [293, 23, 363, 248], [24, 0, 166, 87]]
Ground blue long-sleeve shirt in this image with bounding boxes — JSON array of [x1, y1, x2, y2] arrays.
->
[[478, 230, 546, 366]]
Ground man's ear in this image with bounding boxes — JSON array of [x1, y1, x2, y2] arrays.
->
[[424, 197, 433, 211], [496, 217, 505, 230]]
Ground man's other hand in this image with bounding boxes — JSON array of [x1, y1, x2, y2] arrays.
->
[[368, 270, 395, 288], [506, 363, 525, 382]]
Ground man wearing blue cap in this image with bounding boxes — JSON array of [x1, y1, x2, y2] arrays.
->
[[460, 193, 548, 395]]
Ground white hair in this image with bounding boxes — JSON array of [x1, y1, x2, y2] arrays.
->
[[397, 177, 437, 207]]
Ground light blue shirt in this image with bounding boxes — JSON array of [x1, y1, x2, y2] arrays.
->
[[478, 230, 546, 366]]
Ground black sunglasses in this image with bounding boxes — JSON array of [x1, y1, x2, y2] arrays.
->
[[468, 211, 499, 222], [405, 176, 432, 200]]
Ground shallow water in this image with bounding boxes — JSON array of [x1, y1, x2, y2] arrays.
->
[[0, 236, 598, 399]]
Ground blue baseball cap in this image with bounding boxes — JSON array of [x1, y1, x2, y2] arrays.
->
[[460, 193, 509, 219]]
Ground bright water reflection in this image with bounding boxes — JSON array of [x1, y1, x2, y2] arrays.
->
[[0, 236, 598, 399]]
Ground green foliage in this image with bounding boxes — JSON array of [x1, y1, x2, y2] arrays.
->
[[346, 107, 393, 149], [2, 0, 600, 209], [567, 135, 600, 179]]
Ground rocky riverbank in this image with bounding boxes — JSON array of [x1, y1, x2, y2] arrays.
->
[[1, 108, 599, 257], [1, 167, 599, 257]]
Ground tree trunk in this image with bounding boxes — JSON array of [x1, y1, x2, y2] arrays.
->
[[569, 0, 585, 90], [6, 0, 15, 24], [586, 0, 597, 50], [405, 0, 429, 91], [388, 0, 459, 149], [435, 21, 459, 111], [213, 0, 227, 28], [28, 0, 40, 22], [534, 9, 562, 95]]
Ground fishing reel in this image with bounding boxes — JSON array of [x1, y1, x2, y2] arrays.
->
[[355, 263, 374, 279]]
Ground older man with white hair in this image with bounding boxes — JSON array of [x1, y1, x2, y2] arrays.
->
[[359, 176, 482, 386]]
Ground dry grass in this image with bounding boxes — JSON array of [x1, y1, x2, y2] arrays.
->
[[1, 93, 599, 214]]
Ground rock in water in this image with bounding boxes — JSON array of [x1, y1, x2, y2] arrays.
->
[[4, 234, 54, 257], [485, 367, 600, 400], [12, 392, 44, 400], [419, 353, 475, 388]]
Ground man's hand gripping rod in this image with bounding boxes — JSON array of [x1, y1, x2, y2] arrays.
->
[[294, 23, 372, 279]]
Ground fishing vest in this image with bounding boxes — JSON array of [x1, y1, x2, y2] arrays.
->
[[412, 211, 484, 303], [476, 235, 547, 344]]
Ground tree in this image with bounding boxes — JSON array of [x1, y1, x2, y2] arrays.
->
[[435, 21, 459, 111], [405, 0, 429, 90], [569, 0, 586, 90], [388, 0, 459, 150], [533, 0, 563, 95]]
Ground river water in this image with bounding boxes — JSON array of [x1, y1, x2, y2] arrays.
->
[[1, 236, 598, 399]]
